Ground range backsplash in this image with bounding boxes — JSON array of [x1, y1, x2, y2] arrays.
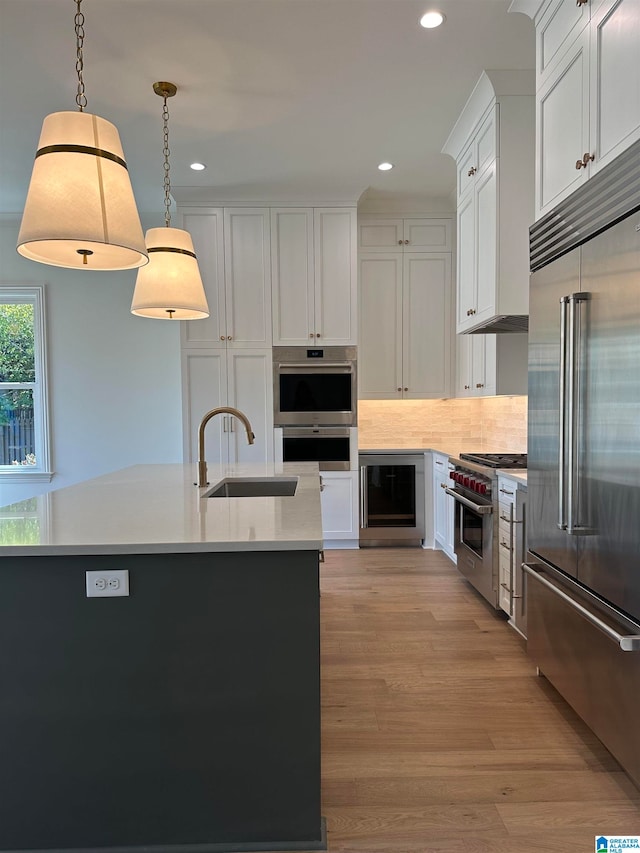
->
[[357, 396, 527, 457]]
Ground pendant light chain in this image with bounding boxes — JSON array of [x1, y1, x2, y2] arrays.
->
[[162, 95, 172, 227], [74, 0, 87, 112]]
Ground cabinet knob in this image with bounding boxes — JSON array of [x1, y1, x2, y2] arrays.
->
[[316, 333, 321, 338], [441, 482, 447, 489], [404, 240, 410, 245], [476, 383, 484, 388], [227, 335, 232, 340], [404, 387, 408, 392], [575, 152, 594, 170], [397, 387, 402, 392], [467, 166, 477, 177], [464, 384, 470, 390], [398, 240, 404, 245], [220, 335, 225, 341], [309, 333, 314, 338]]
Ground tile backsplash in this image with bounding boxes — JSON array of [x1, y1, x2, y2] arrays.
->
[[358, 396, 527, 457]]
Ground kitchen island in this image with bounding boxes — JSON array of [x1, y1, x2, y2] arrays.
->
[[0, 463, 325, 853]]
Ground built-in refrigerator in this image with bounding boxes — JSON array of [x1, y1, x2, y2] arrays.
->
[[525, 138, 640, 787]]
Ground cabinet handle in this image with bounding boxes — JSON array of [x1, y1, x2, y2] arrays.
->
[[440, 482, 447, 489], [435, 460, 444, 466], [576, 0, 588, 6], [500, 582, 512, 591], [467, 166, 477, 177], [319, 475, 325, 492], [500, 541, 511, 551], [467, 308, 476, 316], [575, 152, 594, 170], [464, 384, 470, 390], [476, 383, 484, 389]]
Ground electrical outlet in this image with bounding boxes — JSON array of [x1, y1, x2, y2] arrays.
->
[[86, 569, 129, 598]]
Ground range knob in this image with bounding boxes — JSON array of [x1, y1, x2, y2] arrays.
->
[[463, 476, 470, 487], [468, 478, 476, 490], [449, 471, 456, 480], [479, 483, 487, 495]]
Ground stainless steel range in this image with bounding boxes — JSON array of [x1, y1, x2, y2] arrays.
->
[[446, 452, 527, 609]]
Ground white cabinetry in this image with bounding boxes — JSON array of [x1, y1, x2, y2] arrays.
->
[[180, 208, 272, 349], [456, 333, 529, 398], [271, 208, 357, 346], [442, 71, 535, 334], [496, 474, 527, 638], [358, 218, 451, 252], [320, 471, 359, 548], [514, 0, 640, 219], [497, 475, 519, 615], [182, 349, 274, 467], [433, 453, 455, 562], [179, 207, 274, 467], [359, 224, 452, 399]]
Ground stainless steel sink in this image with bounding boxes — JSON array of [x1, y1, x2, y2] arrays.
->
[[204, 477, 298, 498]]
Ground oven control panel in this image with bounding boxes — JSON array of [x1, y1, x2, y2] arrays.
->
[[449, 465, 492, 498]]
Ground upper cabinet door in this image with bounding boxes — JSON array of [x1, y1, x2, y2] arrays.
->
[[358, 254, 403, 398], [589, 0, 640, 175], [536, 26, 590, 216], [358, 219, 404, 251], [180, 209, 226, 348], [537, 0, 591, 87], [474, 163, 498, 326], [402, 253, 451, 399], [456, 192, 476, 330], [271, 208, 315, 346], [402, 219, 452, 252], [223, 209, 272, 348], [314, 208, 357, 345]]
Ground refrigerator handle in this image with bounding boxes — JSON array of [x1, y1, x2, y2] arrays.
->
[[359, 466, 368, 529], [558, 296, 569, 530], [567, 292, 589, 535]]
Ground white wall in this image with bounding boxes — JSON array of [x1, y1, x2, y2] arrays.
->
[[0, 214, 183, 506]]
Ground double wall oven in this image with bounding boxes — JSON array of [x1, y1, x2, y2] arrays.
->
[[273, 346, 357, 470], [446, 453, 527, 609]]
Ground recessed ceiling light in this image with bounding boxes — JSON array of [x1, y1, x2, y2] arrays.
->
[[420, 11, 445, 28], [378, 162, 394, 171], [190, 162, 207, 171]]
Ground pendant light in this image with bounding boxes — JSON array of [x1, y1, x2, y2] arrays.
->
[[17, 0, 147, 271], [131, 82, 209, 320]]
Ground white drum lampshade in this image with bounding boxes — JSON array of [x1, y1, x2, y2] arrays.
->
[[131, 226, 209, 319], [17, 111, 148, 271]]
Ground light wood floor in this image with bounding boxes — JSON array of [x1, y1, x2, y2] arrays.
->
[[316, 547, 640, 853]]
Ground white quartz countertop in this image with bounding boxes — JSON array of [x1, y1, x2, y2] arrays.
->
[[0, 463, 324, 557], [497, 469, 528, 485]]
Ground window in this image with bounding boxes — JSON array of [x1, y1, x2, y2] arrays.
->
[[0, 286, 51, 482]]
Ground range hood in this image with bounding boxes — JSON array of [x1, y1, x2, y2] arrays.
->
[[465, 314, 529, 334]]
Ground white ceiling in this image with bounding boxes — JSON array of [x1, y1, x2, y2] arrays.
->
[[0, 0, 535, 214]]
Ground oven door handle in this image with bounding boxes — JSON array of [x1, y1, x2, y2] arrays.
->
[[277, 362, 353, 370], [445, 488, 493, 515]]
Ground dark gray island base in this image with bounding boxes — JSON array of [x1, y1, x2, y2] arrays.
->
[[0, 549, 324, 853]]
